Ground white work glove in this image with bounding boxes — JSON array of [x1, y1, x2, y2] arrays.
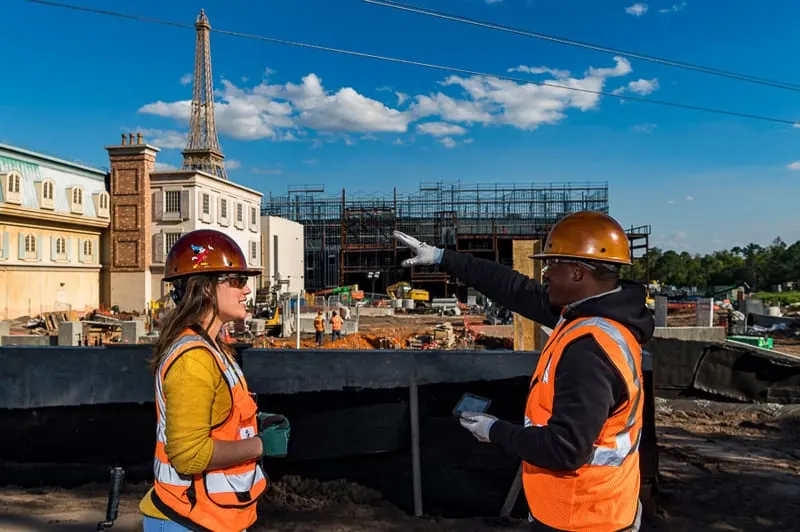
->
[[459, 412, 497, 443], [393, 231, 444, 267]]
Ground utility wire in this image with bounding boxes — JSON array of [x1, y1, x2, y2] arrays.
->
[[19, 0, 800, 127], [363, 0, 800, 94]]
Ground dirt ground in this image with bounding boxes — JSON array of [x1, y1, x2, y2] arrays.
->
[[1, 399, 799, 531]]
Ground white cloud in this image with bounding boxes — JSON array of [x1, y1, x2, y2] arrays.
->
[[612, 78, 660, 96], [685, 195, 693, 201], [485, 0, 503, 4], [440, 137, 457, 149], [788, 162, 800, 170], [631, 123, 657, 133], [179, 73, 192, 86], [508, 66, 571, 79], [625, 3, 648, 16], [416, 122, 468, 137], [667, 199, 676, 204], [154, 162, 178, 171], [659, 2, 687, 14], [225, 159, 241, 169], [138, 128, 186, 150], [139, 56, 636, 147]]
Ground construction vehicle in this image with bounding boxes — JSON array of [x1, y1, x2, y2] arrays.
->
[[253, 286, 288, 335], [386, 281, 430, 303], [309, 284, 364, 305]]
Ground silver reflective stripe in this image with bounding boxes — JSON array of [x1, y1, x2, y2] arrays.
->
[[154, 457, 192, 487], [554, 317, 643, 468], [206, 464, 266, 494]]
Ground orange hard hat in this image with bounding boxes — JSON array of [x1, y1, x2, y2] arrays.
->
[[163, 229, 260, 282], [532, 211, 632, 266]]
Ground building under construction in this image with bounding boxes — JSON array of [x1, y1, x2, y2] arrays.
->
[[261, 181, 651, 295]]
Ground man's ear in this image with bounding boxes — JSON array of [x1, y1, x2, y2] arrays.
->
[[573, 265, 585, 282]]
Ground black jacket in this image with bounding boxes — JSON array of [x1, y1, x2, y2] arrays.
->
[[440, 249, 654, 472]]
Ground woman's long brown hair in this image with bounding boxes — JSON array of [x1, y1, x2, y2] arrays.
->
[[150, 274, 235, 374]]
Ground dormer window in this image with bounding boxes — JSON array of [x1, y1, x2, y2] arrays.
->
[[8, 173, 20, 194], [69, 185, 84, 214], [2, 171, 22, 205], [93, 191, 110, 218], [37, 179, 56, 210]]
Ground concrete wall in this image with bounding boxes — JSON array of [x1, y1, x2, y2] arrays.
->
[[261, 215, 304, 293], [653, 326, 727, 342]]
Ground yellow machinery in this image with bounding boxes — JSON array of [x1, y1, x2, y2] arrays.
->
[[386, 281, 430, 302]]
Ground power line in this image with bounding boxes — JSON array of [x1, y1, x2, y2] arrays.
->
[[362, 0, 800, 94], [19, 0, 800, 127]]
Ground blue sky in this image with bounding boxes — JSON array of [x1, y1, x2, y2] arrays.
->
[[3, 0, 800, 254]]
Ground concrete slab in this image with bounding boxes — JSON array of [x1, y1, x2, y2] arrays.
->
[[0, 345, 541, 409], [653, 326, 727, 343]]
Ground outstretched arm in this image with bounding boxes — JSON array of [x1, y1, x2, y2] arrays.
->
[[392, 230, 559, 328]]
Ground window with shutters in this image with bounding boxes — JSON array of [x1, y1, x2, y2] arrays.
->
[[236, 203, 243, 223], [250, 241, 257, 261], [250, 207, 257, 226], [83, 239, 92, 257], [3, 171, 22, 204], [165, 191, 181, 213], [37, 179, 56, 209], [55, 237, 67, 259], [69, 186, 84, 214], [165, 232, 183, 255], [9, 174, 20, 194], [24, 233, 36, 259], [202, 193, 210, 215]]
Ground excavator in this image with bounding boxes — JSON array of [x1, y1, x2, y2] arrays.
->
[[386, 281, 430, 304]]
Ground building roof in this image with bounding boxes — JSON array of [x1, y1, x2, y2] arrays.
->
[[0, 143, 106, 179], [0, 143, 108, 218]]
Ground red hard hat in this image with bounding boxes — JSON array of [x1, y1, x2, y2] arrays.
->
[[163, 229, 260, 282]]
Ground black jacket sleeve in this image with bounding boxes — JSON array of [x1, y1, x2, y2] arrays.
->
[[488, 336, 628, 471], [440, 249, 560, 328]]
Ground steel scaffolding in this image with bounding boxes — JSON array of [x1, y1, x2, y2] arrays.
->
[[261, 181, 646, 293]]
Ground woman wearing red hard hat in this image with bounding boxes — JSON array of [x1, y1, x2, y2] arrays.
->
[[139, 229, 290, 532]]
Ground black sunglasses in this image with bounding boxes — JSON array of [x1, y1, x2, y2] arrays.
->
[[218, 274, 249, 288]]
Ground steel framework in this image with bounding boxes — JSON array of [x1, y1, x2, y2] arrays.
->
[[181, 9, 227, 179], [262, 181, 650, 294]]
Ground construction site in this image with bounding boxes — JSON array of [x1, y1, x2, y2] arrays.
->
[[2, 4, 800, 532], [260, 180, 651, 295]]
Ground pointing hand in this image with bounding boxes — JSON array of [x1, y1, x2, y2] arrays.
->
[[393, 230, 444, 267]]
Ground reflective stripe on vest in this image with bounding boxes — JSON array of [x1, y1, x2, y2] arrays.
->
[[152, 331, 267, 531], [522, 316, 644, 531]]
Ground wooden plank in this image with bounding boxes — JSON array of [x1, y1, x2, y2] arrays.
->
[[512, 240, 542, 351]]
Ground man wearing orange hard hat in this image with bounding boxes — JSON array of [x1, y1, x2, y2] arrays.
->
[[394, 211, 653, 532]]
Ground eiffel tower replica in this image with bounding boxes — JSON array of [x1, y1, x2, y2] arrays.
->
[[182, 9, 227, 179]]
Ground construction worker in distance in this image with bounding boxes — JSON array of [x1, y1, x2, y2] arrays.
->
[[139, 229, 290, 532], [314, 310, 325, 346], [329, 310, 343, 341], [394, 211, 654, 532]]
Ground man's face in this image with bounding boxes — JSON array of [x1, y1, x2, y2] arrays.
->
[[542, 259, 585, 307]]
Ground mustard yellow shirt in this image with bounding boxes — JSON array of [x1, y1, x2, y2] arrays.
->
[[139, 346, 233, 519]]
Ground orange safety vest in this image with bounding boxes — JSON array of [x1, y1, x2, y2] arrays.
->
[[314, 315, 325, 332], [150, 330, 268, 532], [523, 316, 643, 531], [330, 315, 343, 331]]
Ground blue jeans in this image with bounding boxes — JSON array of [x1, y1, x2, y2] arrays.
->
[[142, 516, 192, 531]]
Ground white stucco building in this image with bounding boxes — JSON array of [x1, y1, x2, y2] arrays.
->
[[261, 215, 304, 294]]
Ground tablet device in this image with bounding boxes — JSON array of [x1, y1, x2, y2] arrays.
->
[[452, 392, 491, 418]]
